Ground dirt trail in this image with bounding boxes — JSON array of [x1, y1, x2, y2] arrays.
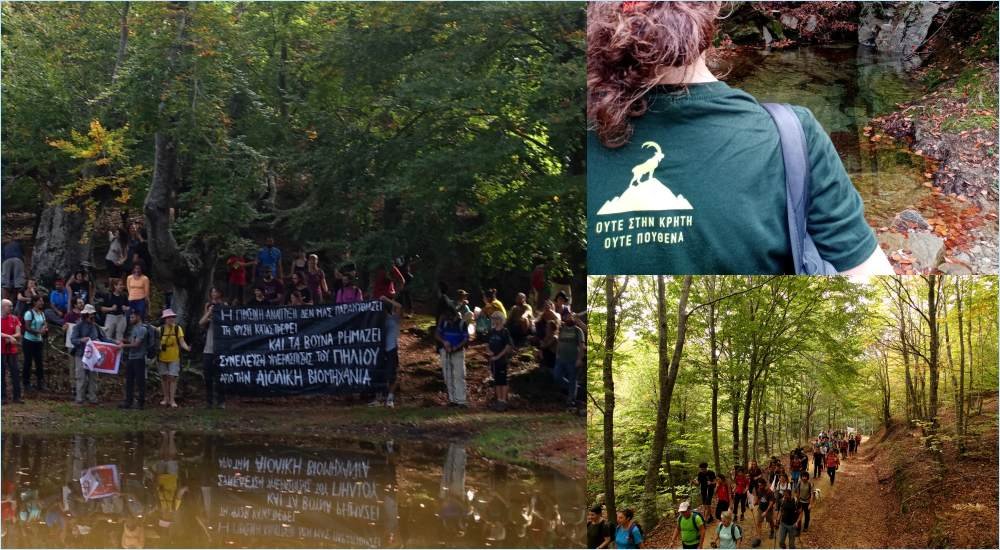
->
[[789, 438, 893, 549]]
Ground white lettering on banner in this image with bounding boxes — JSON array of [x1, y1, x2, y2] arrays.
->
[[307, 368, 372, 387], [255, 369, 305, 387]]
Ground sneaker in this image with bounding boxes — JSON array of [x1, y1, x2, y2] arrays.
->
[[385, 397, 395, 408]]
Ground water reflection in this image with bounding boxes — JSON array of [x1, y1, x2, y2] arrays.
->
[[0, 432, 584, 548], [720, 44, 939, 225]]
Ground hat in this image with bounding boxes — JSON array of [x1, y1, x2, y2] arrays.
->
[[81, 304, 97, 315], [678, 501, 690, 512], [457, 289, 469, 297], [161, 309, 177, 319]]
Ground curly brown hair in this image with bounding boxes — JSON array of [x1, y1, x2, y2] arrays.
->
[[587, 1, 722, 148]]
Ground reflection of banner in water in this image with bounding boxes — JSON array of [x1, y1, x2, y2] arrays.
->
[[211, 445, 393, 548], [82, 341, 122, 375], [213, 301, 389, 396], [80, 464, 120, 501]]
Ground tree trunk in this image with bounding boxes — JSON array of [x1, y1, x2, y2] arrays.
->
[[927, 275, 940, 430], [602, 277, 619, 522], [30, 206, 94, 284], [708, 277, 721, 473], [142, 4, 214, 337], [956, 279, 966, 450], [111, 2, 130, 83], [642, 275, 692, 528]]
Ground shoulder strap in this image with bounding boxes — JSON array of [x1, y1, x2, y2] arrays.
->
[[760, 103, 837, 275]]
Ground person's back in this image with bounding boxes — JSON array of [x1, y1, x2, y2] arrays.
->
[[586, 2, 886, 276]]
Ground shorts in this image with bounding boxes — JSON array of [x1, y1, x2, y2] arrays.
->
[[158, 361, 180, 377], [129, 299, 147, 318], [492, 359, 508, 386], [701, 488, 713, 506]]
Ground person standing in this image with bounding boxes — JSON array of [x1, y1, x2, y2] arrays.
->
[[795, 472, 814, 532], [68, 270, 92, 305], [334, 274, 364, 305], [257, 266, 284, 305], [70, 304, 113, 405], [157, 309, 190, 408], [435, 307, 468, 407], [100, 279, 129, 341], [105, 228, 129, 279], [22, 296, 47, 392], [812, 444, 824, 479], [119, 310, 150, 410], [1, 299, 23, 403], [126, 264, 151, 320], [777, 489, 801, 549], [199, 288, 226, 409], [753, 478, 776, 541], [586, 505, 612, 549], [825, 449, 840, 485], [693, 462, 717, 523], [554, 311, 585, 410], [371, 262, 405, 300], [486, 311, 514, 411], [714, 473, 732, 521], [615, 508, 644, 549], [505, 292, 533, 346], [305, 254, 329, 304], [372, 295, 402, 408], [15, 278, 40, 318], [225, 253, 252, 305], [254, 236, 282, 282], [732, 466, 750, 522]]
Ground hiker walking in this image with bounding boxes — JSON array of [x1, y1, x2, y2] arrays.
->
[[752, 478, 776, 541], [672, 501, 704, 549], [795, 472, 814, 533], [777, 489, 801, 549], [615, 508, 644, 549], [587, 505, 612, 549], [693, 462, 717, 522], [732, 466, 750, 522], [714, 474, 732, 521], [811, 444, 824, 479], [825, 448, 840, 485], [712, 511, 742, 550]]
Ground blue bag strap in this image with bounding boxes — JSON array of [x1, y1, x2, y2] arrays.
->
[[760, 103, 837, 275]]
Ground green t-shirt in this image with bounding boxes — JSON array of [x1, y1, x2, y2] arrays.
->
[[678, 513, 705, 545], [588, 81, 877, 274]]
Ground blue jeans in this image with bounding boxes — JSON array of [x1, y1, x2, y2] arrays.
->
[[553, 359, 577, 405]]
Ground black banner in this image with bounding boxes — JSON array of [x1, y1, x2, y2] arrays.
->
[[213, 301, 389, 395]]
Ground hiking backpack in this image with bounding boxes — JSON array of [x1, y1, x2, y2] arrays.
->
[[627, 521, 644, 548], [677, 511, 703, 543], [761, 103, 838, 275], [144, 324, 160, 360], [718, 522, 741, 542]]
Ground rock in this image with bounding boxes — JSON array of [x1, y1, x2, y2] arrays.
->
[[891, 209, 930, 232], [30, 205, 94, 284], [938, 262, 972, 275], [780, 14, 799, 30], [762, 25, 773, 46], [862, 2, 950, 61], [878, 232, 907, 252], [907, 232, 946, 271], [804, 14, 818, 33]]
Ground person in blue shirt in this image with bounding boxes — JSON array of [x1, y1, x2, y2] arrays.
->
[[45, 278, 72, 327], [435, 307, 469, 407], [255, 237, 282, 282], [615, 508, 643, 549]]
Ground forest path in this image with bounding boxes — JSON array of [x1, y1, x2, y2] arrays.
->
[[787, 438, 893, 549]]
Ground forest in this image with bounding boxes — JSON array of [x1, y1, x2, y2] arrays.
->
[[587, 275, 998, 546], [1, 2, 586, 330]]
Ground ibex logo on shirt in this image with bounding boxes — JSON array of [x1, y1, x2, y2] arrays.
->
[[597, 141, 693, 215], [592, 140, 695, 251]]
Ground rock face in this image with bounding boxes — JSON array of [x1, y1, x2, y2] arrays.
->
[[858, 2, 952, 62], [30, 205, 94, 284]]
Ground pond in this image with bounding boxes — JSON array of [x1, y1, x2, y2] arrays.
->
[[0, 432, 584, 548], [720, 43, 944, 226]]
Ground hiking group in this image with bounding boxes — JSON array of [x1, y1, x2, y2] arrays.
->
[[586, 430, 864, 549], [1, 224, 583, 413]]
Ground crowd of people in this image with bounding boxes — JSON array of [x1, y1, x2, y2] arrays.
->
[[1, 225, 583, 414], [587, 430, 865, 549]]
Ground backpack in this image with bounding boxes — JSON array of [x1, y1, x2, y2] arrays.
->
[[627, 521, 644, 548], [761, 103, 838, 275], [717, 522, 741, 542], [143, 324, 159, 360]]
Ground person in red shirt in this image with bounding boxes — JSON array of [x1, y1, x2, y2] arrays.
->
[[1, 299, 23, 403], [825, 449, 841, 485], [732, 466, 750, 522], [371, 262, 405, 300], [226, 254, 253, 305], [715, 473, 732, 521], [529, 260, 546, 309]]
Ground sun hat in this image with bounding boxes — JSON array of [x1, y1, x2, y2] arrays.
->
[[81, 304, 97, 315], [161, 308, 177, 319]]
